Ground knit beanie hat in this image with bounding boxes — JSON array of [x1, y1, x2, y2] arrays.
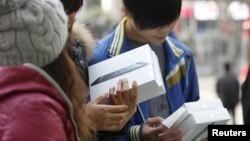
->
[[0, 0, 68, 67]]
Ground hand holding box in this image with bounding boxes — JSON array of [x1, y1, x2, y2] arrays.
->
[[162, 99, 230, 141], [88, 45, 166, 103]]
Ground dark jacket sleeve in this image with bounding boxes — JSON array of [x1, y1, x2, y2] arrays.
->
[[0, 94, 68, 141], [184, 53, 200, 102], [97, 123, 143, 141], [96, 122, 130, 141]]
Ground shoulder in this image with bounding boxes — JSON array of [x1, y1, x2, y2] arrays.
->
[[89, 33, 114, 65], [95, 33, 114, 52], [0, 92, 68, 141], [168, 36, 193, 55], [1, 92, 67, 121]]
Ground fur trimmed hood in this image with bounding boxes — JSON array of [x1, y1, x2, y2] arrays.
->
[[71, 23, 94, 60]]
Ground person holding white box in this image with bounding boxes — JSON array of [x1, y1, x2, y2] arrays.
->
[[89, 0, 199, 140]]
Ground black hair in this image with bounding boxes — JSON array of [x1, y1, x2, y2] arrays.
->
[[60, 0, 83, 14], [123, 0, 182, 30]]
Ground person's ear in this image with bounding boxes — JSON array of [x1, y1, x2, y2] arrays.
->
[[123, 7, 132, 18]]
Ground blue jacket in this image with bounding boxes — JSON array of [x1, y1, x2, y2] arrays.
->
[[89, 18, 199, 141]]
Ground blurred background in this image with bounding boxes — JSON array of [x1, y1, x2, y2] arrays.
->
[[77, 0, 250, 124]]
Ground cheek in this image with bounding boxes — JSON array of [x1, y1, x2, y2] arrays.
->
[[142, 31, 157, 38]]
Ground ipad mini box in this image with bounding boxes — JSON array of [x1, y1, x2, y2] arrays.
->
[[88, 45, 166, 103], [162, 99, 230, 141]]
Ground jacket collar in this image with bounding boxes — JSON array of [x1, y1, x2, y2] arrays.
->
[[108, 17, 127, 56], [163, 39, 186, 88], [107, 17, 184, 59]]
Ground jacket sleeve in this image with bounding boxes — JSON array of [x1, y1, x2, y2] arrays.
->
[[1, 94, 68, 141], [127, 125, 143, 141], [96, 123, 143, 141], [184, 54, 199, 102]]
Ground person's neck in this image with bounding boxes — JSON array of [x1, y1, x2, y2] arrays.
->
[[125, 18, 147, 43]]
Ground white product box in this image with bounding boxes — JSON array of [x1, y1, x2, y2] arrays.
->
[[162, 99, 230, 141], [88, 45, 166, 103]]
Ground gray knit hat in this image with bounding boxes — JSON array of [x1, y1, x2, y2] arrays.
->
[[0, 0, 68, 66]]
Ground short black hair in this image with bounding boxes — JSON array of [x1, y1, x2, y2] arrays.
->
[[123, 0, 182, 30], [60, 0, 83, 14]]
